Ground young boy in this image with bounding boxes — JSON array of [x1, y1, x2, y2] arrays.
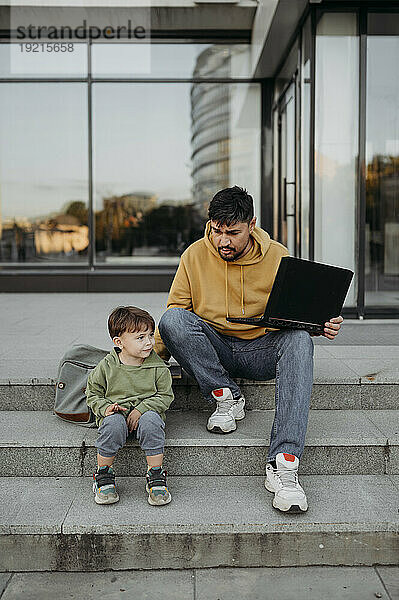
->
[[86, 306, 174, 506]]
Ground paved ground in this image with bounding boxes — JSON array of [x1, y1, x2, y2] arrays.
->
[[0, 566, 398, 599], [0, 293, 398, 383]]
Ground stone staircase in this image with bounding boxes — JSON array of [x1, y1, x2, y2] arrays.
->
[[1, 371, 398, 572]]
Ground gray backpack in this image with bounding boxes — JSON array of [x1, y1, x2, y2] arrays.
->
[[54, 344, 108, 427]]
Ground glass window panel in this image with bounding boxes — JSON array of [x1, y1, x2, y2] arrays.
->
[[365, 24, 399, 307], [92, 43, 252, 79], [315, 12, 358, 306], [274, 39, 299, 103], [0, 42, 87, 78], [228, 83, 261, 217], [272, 108, 279, 240], [0, 83, 89, 264], [300, 15, 311, 259], [93, 82, 260, 265], [285, 84, 296, 256]]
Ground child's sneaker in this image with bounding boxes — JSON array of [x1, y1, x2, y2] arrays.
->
[[146, 466, 171, 506], [93, 465, 119, 505]]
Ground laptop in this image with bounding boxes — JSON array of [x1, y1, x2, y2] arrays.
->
[[226, 257, 354, 334]]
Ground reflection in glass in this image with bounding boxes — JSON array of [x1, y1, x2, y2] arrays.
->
[[365, 28, 399, 306], [300, 15, 311, 259], [93, 78, 260, 264], [92, 43, 251, 79], [273, 38, 299, 251], [276, 82, 296, 255], [0, 83, 89, 263], [315, 12, 358, 306], [93, 82, 203, 264], [274, 40, 299, 104]]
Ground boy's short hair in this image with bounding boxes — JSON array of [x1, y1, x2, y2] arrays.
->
[[208, 186, 254, 226], [108, 306, 155, 339]]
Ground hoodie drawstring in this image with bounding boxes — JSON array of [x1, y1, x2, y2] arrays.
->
[[225, 261, 229, 318], [225, 262, 245, 319], [240, 266, 245, 315]]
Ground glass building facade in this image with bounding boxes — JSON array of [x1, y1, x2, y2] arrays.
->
[[272, 4, 399, 317], [0, 2, 398, 317], [0, 42, 259, 270]]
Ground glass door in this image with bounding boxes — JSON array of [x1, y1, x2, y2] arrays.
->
[[277, 79, 297, 255], [365, 14, 399, 307]]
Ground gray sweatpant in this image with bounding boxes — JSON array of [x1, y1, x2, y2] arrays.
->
[[96, 410, 165, 458]]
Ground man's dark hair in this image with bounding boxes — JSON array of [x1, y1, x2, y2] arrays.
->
[[208, 186, 254, 226], [108, 306, 155, 339]]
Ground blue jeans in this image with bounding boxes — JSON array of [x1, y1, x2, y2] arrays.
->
[[159, 308, 314, 461]]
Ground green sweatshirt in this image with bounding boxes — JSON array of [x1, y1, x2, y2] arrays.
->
[[86, 348, 174, 427]]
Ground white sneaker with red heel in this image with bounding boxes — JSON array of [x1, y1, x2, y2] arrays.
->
[[206, 387, 245, 433], [265, 452, 308, 513]]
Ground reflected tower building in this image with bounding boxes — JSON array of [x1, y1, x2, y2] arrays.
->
[[191, 46, 249, 216]]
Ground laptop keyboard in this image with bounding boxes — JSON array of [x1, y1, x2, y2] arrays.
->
[[227, 316, 323, 333], [268, 317, 322, 333]]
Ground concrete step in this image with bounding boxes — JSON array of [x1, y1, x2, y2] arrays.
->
[[1, 378, 398, 411], [1, 475, 398, 571], [1, 410, 398, 477]]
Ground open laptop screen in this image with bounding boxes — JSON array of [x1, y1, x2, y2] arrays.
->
[[267, 257, 354, 325]]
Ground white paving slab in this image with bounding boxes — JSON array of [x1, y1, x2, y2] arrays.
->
[[0, 410, 391, 450], [312, 359, 360, 383], [196, 566, 390, 600], [0, 575, 11, 597], [305, 410, 387, 446], [1, 571, 194, 600], [345, 359, 399, 383], [325, 346, 399, 359], [0, 412, 88, 447], [0, 477, 83, 534], [365, 411, 399, 445], [0, 360, 60, 382], [376, 566, 399, 600], [59, 474, 399, 535]]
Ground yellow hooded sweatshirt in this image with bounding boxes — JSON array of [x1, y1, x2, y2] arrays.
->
[[154, 221, 289, 360]]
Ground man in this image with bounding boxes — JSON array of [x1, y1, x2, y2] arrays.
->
[[154, 186, 342, 513]]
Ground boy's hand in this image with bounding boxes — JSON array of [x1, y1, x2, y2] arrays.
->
[[127, 408, 142, 432], [104, 403, 128, 417]]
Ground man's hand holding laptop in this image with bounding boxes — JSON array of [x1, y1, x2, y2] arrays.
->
[[323, 315, 343, 340]]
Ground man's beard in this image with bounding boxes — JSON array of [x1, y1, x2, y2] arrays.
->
[[218, 247, 242, 262]]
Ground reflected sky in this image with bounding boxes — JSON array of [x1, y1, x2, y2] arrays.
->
[[92, 43, 215, 78], [0, 42, 251, 222], [93, 83, 192, 208], [0, 81, 192, 220], [0, 83, 88, 220], [0, 43, 249, 79], [366, 37, 399, 162], [316, 33, 399, 165]]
